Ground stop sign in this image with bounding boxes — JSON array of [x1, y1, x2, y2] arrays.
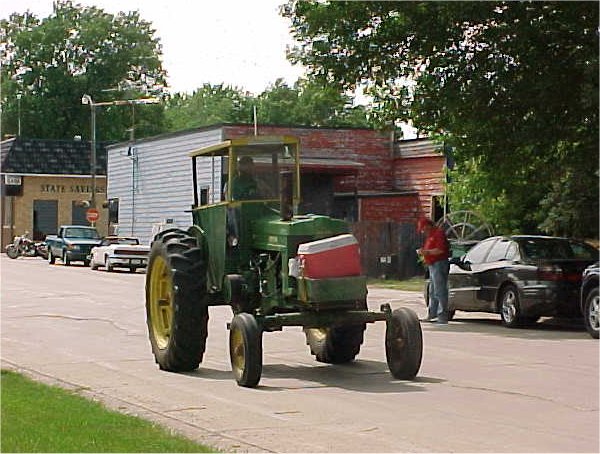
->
[[86, 208, 99, 223]]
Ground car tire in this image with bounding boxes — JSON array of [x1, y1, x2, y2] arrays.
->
[[145, 228, 209, 371], [499, 284, 523, 328], [583, 287, 599, 339]]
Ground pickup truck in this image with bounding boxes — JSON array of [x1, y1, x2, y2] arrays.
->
[[46, 225, 101, 266]]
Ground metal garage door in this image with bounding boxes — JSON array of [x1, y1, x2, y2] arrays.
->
[[33, 200, 58, 240], [71, 201, 90, 226]]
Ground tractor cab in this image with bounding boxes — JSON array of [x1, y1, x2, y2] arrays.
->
[[189, 136, 308, 293]]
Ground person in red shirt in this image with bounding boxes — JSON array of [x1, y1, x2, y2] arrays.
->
[[417, 217, 450, 324]]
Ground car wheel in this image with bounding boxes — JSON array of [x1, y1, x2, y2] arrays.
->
[[499, 284, 522, 328], [583, 287, 599, 339]]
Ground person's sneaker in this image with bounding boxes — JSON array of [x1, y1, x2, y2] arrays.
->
[[420, 317, 437, 322]]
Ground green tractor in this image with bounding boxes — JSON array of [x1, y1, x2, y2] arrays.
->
[[145, 135, 423, 387]]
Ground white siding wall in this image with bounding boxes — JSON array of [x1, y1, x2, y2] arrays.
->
[[107, 128, 223, 244]]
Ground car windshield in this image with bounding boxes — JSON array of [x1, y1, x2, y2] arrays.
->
[[519, 238, 598, 260], [64, 228, 100, 239]]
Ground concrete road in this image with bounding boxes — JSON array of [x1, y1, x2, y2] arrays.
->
[[1, 255, 598, 453]]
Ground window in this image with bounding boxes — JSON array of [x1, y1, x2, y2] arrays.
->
[[486, 239, 513, 262], [108, 198, 119, 224], [430, 195, 446, 223], [465, 238, 497, 264], [200, 187, 209, 205]]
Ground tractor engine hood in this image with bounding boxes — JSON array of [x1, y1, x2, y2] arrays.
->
[[251, 214, 350, 253]]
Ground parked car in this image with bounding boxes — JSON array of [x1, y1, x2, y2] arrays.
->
[[46, 225, 101, 266], [580, 262, 599, 339], [447, 235, 598, 327], [89, 236, 150, 272]]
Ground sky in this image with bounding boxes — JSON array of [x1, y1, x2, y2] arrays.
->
[[0, 0, 306, 95]]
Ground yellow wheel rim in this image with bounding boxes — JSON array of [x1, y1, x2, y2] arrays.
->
[[308, 327, 328, 343], [149, 255, 173, 350], [230, 327, 245, 377]]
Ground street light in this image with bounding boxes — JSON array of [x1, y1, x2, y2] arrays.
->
[[81, 94, 97, 209], [16, 93, 22, 136], [81, 94, 160, 209]]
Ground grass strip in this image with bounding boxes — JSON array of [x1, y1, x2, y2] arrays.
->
[[1, 369, 217, 453], [367, 276, 425, 292]]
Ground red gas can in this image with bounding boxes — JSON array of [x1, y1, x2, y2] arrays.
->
[[297, 234, 361, 278]]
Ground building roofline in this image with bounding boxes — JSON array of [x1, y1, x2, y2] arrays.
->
[[107, 122, 386, 150]]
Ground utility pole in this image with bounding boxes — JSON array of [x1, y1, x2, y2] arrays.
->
[[81, 94, 159, 209], [16, 93, 22, 136]]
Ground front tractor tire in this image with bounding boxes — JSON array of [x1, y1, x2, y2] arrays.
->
[[385, 307, 423, 380], [145, 228, 209, 372], [229, 313, 263, 387]]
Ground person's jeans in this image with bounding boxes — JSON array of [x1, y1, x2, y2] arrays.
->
[[428, 259, 450, 321]]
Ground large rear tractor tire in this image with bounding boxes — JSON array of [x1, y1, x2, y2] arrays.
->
[[304, 300, 367, 364], [145, 228, 209, 372], [386, 307, 423, 380], [229, 313, 263, 387]]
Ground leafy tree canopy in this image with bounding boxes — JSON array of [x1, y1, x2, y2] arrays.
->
[[164, 78, 372, 131], [284, 1, 598, 238], [1, 0, 168, 141]]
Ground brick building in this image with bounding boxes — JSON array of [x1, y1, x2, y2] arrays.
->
[[1, 138, 109, 249]]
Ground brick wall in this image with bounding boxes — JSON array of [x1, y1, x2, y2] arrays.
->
[[359, 194, 420, 223], [394, 155, 446, 219]]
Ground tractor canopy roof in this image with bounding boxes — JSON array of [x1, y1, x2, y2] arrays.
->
[[189, 135, 299, 159]]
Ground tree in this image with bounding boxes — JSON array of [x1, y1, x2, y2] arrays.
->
[[1, 0, 168, 141], [284, 1, 599, 238], [164, 84, 254, 131], [256, 78, 372, 127], [164, 79, 372, 132]]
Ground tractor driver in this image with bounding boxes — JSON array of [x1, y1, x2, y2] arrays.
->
[[231, 156, 259, 200]]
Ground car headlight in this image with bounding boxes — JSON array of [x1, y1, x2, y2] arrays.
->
[[67, 244, 80, 250]]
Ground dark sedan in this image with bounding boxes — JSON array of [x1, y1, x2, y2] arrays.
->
[[580, 262, 599, 339], [448, 235, 598, 327]]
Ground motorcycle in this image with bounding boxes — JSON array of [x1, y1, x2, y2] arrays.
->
[[5, 235, 47, 259]]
